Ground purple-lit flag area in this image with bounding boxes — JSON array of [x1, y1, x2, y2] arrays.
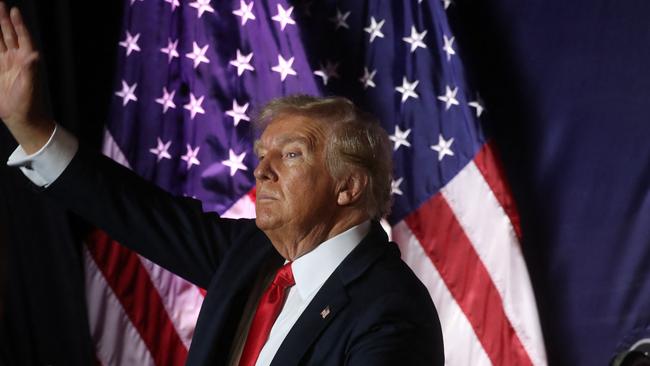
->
[[85, 0, 546, 364]]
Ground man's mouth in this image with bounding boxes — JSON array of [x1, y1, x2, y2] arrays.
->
[[256, 192, 278, 201]]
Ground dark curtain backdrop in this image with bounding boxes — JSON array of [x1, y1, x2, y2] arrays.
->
[[1, 0, 649, 365], [0, 0, 121, 365], [450, 1, 650, 364]]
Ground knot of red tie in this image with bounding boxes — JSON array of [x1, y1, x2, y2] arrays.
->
[[272, 262, 295, 288], [238, 262, 295, 366]]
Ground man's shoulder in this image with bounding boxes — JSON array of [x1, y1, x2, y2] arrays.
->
[[356, 242, 431, 299], [336, 223, 432, 307], [333, 241, 443, 361], [337, 240, 435, 319]]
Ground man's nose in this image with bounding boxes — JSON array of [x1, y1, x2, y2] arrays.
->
[[253, 156, 277, 181]]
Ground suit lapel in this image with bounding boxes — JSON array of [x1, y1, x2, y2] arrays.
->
[[269, 221, 391, 366], [269, 276, 349, 366]]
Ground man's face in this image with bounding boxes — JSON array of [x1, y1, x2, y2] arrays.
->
[[253, 114, 339, 240]]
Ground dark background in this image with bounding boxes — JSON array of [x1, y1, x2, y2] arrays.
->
[[1, 0, 649, 365], [0, 0, 121, 364]]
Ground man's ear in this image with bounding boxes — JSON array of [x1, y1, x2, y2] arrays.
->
[[337, 171, 368, 206]]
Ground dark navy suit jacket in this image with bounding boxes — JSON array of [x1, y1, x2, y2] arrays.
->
[[44, 149, 444, 365]]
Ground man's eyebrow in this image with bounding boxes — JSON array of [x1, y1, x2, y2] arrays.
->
[[277, 135, 313, 150]]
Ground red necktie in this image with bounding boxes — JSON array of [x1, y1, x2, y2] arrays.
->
[[239, 262, 295, 366]]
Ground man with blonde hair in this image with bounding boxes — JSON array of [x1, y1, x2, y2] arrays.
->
[[0, 3, 443, 365]]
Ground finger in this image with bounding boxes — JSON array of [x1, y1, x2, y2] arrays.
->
[[0, 3, 8, 52], [0, 4, 18, 49], [10, 6, 31, 51]]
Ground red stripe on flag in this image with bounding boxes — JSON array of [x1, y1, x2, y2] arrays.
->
[[405, 193, 533, 366], [474, 141, 523, 240], [86, 229, 188, 366], [248, 187, 256, 202]]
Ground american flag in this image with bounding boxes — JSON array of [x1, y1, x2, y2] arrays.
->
[[85, 0, 547, 364]]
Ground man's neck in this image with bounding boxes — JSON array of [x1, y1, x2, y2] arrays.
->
[[266, 212, 369, 261]]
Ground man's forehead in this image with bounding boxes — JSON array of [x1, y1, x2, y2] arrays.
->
[[256, 117, 327, 148], [254, 133, 312, 153]]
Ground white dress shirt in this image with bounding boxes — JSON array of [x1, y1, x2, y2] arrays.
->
[[6, 124, 78, 187], [254, 221, 369, 366], [6, 125, 371, 366]]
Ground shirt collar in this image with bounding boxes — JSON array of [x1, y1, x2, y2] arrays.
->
[[291, 221, 370, 300]]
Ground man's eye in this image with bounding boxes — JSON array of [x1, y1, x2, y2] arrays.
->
[[285, 152, 300, 158]]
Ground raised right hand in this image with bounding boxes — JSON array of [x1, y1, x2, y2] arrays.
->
[[0, 2, 53, 153]]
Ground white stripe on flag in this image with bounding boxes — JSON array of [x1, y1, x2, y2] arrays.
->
[[440, 161, 547, 366], [83, 246, 155, 366], [100, 128, 204, 352], [221, 193, 256, 219], [101, 129, 131, 168], [394, 221, 493, 366], [137, 255, 204, 349]]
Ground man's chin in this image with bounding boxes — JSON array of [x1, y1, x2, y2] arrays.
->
[[254, 215, 277, 232]]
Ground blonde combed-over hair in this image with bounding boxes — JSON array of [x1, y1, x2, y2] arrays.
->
[[256, 95, 393, 219]]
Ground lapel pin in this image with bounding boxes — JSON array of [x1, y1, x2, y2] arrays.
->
[[320, 306, 331, 319]]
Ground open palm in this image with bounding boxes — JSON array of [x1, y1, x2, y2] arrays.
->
[[0, 3, 41, 128]]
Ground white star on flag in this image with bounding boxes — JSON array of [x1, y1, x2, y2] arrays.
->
[[119, 31, 141, 56], [443, 35, 456, 61], [155, 87, 176, 113], [272, 4, 296, 31], [189, 0, 215, 18], [430, 134, 455, 161], [313, 61, 339, 85], [184, 93, 206, 120], [222, 150, 248, 176], [181, 145, 201, 170], [391, 177, 404, 196], [186, 42, 210, 69], [229, 49, 255, 76], [395, 77, 419, 103], [115, 80, 138, 106], [437, 85, 460, 110], [468, 94, 485, 117], [359, 67, 377, 89], [364, 17, 385, 43], [164, 0, 180, 11], [225, 100, 250, 126], [149, 138, 172, 162], [271, 55, 297, 81], [389, 125, 412, 151], [402, 26, 428, 53], [160, 38, 179, 63], [233, 0, 256, 25], [330, 8, 350, 30]]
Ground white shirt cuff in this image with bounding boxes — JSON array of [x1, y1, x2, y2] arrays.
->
[[6, 124, 79, 187]]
